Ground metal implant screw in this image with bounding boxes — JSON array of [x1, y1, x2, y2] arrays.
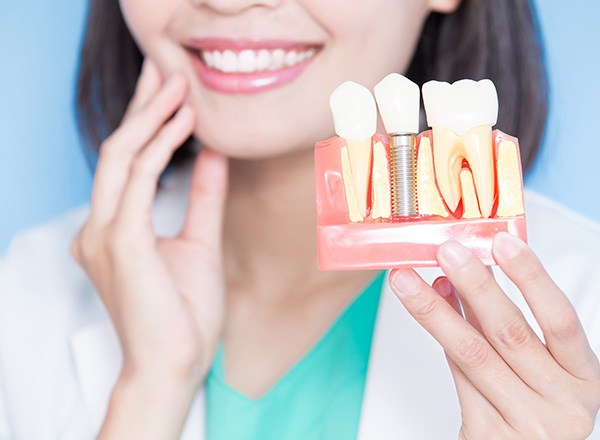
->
[[389, 133, 418, 218]]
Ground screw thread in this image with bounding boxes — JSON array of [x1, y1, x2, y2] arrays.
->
[[389, 134, 418, 218]]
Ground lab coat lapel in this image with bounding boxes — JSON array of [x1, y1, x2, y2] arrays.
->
[[69, 319, 207, 439], [357, 269, 462, 439], [70, 320, 121, 435]]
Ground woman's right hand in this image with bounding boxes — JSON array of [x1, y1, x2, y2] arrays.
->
[[70, 59, 229, 439]]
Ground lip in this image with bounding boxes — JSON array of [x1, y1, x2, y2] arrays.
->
[[185, 38, 321, 94]]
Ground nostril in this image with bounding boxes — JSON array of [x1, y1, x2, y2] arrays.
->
[[189, 0, 282, 15]]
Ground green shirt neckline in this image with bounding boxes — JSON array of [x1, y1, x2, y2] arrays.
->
[[206, 270, 387, 439]]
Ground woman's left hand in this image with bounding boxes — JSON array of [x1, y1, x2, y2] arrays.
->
[[389, 232, 600, 439]]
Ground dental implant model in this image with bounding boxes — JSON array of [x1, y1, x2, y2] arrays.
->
[[374, 73, 420, 219], [314, 74, 527, 270]]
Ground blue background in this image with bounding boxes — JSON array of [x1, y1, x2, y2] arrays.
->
[[1, 1, 599, 252]]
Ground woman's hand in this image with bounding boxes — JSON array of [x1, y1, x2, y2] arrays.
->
[[70, 59, 229, 439], [389, 232, 600, 439]]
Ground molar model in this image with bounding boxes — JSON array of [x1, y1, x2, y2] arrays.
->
[[315, 75, 527, 270], [422, 79, 498, 218]]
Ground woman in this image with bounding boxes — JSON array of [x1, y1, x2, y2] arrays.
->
[[1, 0, 599, 438]]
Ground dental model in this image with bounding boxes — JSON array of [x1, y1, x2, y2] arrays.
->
[[422, 79, 498, 218], [496, 140, 526, 217], [374, 73, 420, 218], [329, 82, 378, 220], [416, 137, 451, 218], [315, 75, 527, 270]]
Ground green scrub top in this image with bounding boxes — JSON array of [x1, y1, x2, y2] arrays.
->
[[205, 270, 386, 440]]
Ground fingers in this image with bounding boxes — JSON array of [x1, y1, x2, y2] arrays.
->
[[432, 277, 508, 426], [123, 58, 164, 121], [116, 73, 187, 150], [74, 66, 193, 306], [444, 353, 505, 428], [461, 299, 483, 335], [492, 232, 600, 381], [389, 269, 533, 418], [113, 105, 196, 236], [89, 73, 188, 227], [178, 148, 229, 248], [461, 267, 495, 335], [437, 240, 565, 394], [432, 276, 462, 315]]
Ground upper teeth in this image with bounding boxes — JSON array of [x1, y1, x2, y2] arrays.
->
[[201, 48, 317, 74]]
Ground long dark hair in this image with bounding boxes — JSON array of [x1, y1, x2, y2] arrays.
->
[[77, 0, 548, 175]]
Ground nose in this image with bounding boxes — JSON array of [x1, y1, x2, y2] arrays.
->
[[190, 0, 282, 15]]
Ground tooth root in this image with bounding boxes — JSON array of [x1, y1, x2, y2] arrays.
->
[[417, 137, 451, 217], [346, 138, 372, 218], [460, 168, 482, 219], [496, 140, 525, 217], [462, 125, 495, 218], [341, 145, 364, 222], [371, 141, 391, 219], [432, 127, 463, 212]]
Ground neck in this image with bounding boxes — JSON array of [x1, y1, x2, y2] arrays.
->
[[222, 145, 378, 301], [223, 147, 316, 296]]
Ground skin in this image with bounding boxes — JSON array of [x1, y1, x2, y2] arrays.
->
[[69, 0, 600, 438], [119, 0, 437, 158]]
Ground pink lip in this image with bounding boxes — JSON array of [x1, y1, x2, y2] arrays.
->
[[186, 38, 321, 94], [186, 37, 319, 52]]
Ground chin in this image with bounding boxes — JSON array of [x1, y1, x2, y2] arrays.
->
[[192, 125, 302, 160], [191, 110, 333, 160]]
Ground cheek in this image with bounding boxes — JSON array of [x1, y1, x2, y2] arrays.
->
[[309, 0, 429, 34], [118, 0, 173, 57], [308, 0, 429, 84]]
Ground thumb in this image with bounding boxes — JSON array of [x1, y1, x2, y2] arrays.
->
[[179, 147, 229, 247]]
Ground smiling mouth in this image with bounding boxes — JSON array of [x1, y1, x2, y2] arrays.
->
[[196, 47, 319, 74], [186, 38, 323, 93]]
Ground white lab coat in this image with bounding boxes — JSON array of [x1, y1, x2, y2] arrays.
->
[[1, 161, 599, 439]]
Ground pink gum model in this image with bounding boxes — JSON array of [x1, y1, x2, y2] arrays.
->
[[314, 130, 527, 270]]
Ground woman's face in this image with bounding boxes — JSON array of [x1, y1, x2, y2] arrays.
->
[[119, 0, 459, 159]]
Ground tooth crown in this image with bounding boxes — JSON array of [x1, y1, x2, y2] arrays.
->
[[374, 73, 420, 134], [329, 81, 377, 140], [422, 79, 498, 135]]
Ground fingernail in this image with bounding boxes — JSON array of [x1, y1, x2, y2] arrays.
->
[[438, 241, 471, 268], [433, 278, 453, 298], [391, 270, 421, 297], [493, 232, 526, 261]]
